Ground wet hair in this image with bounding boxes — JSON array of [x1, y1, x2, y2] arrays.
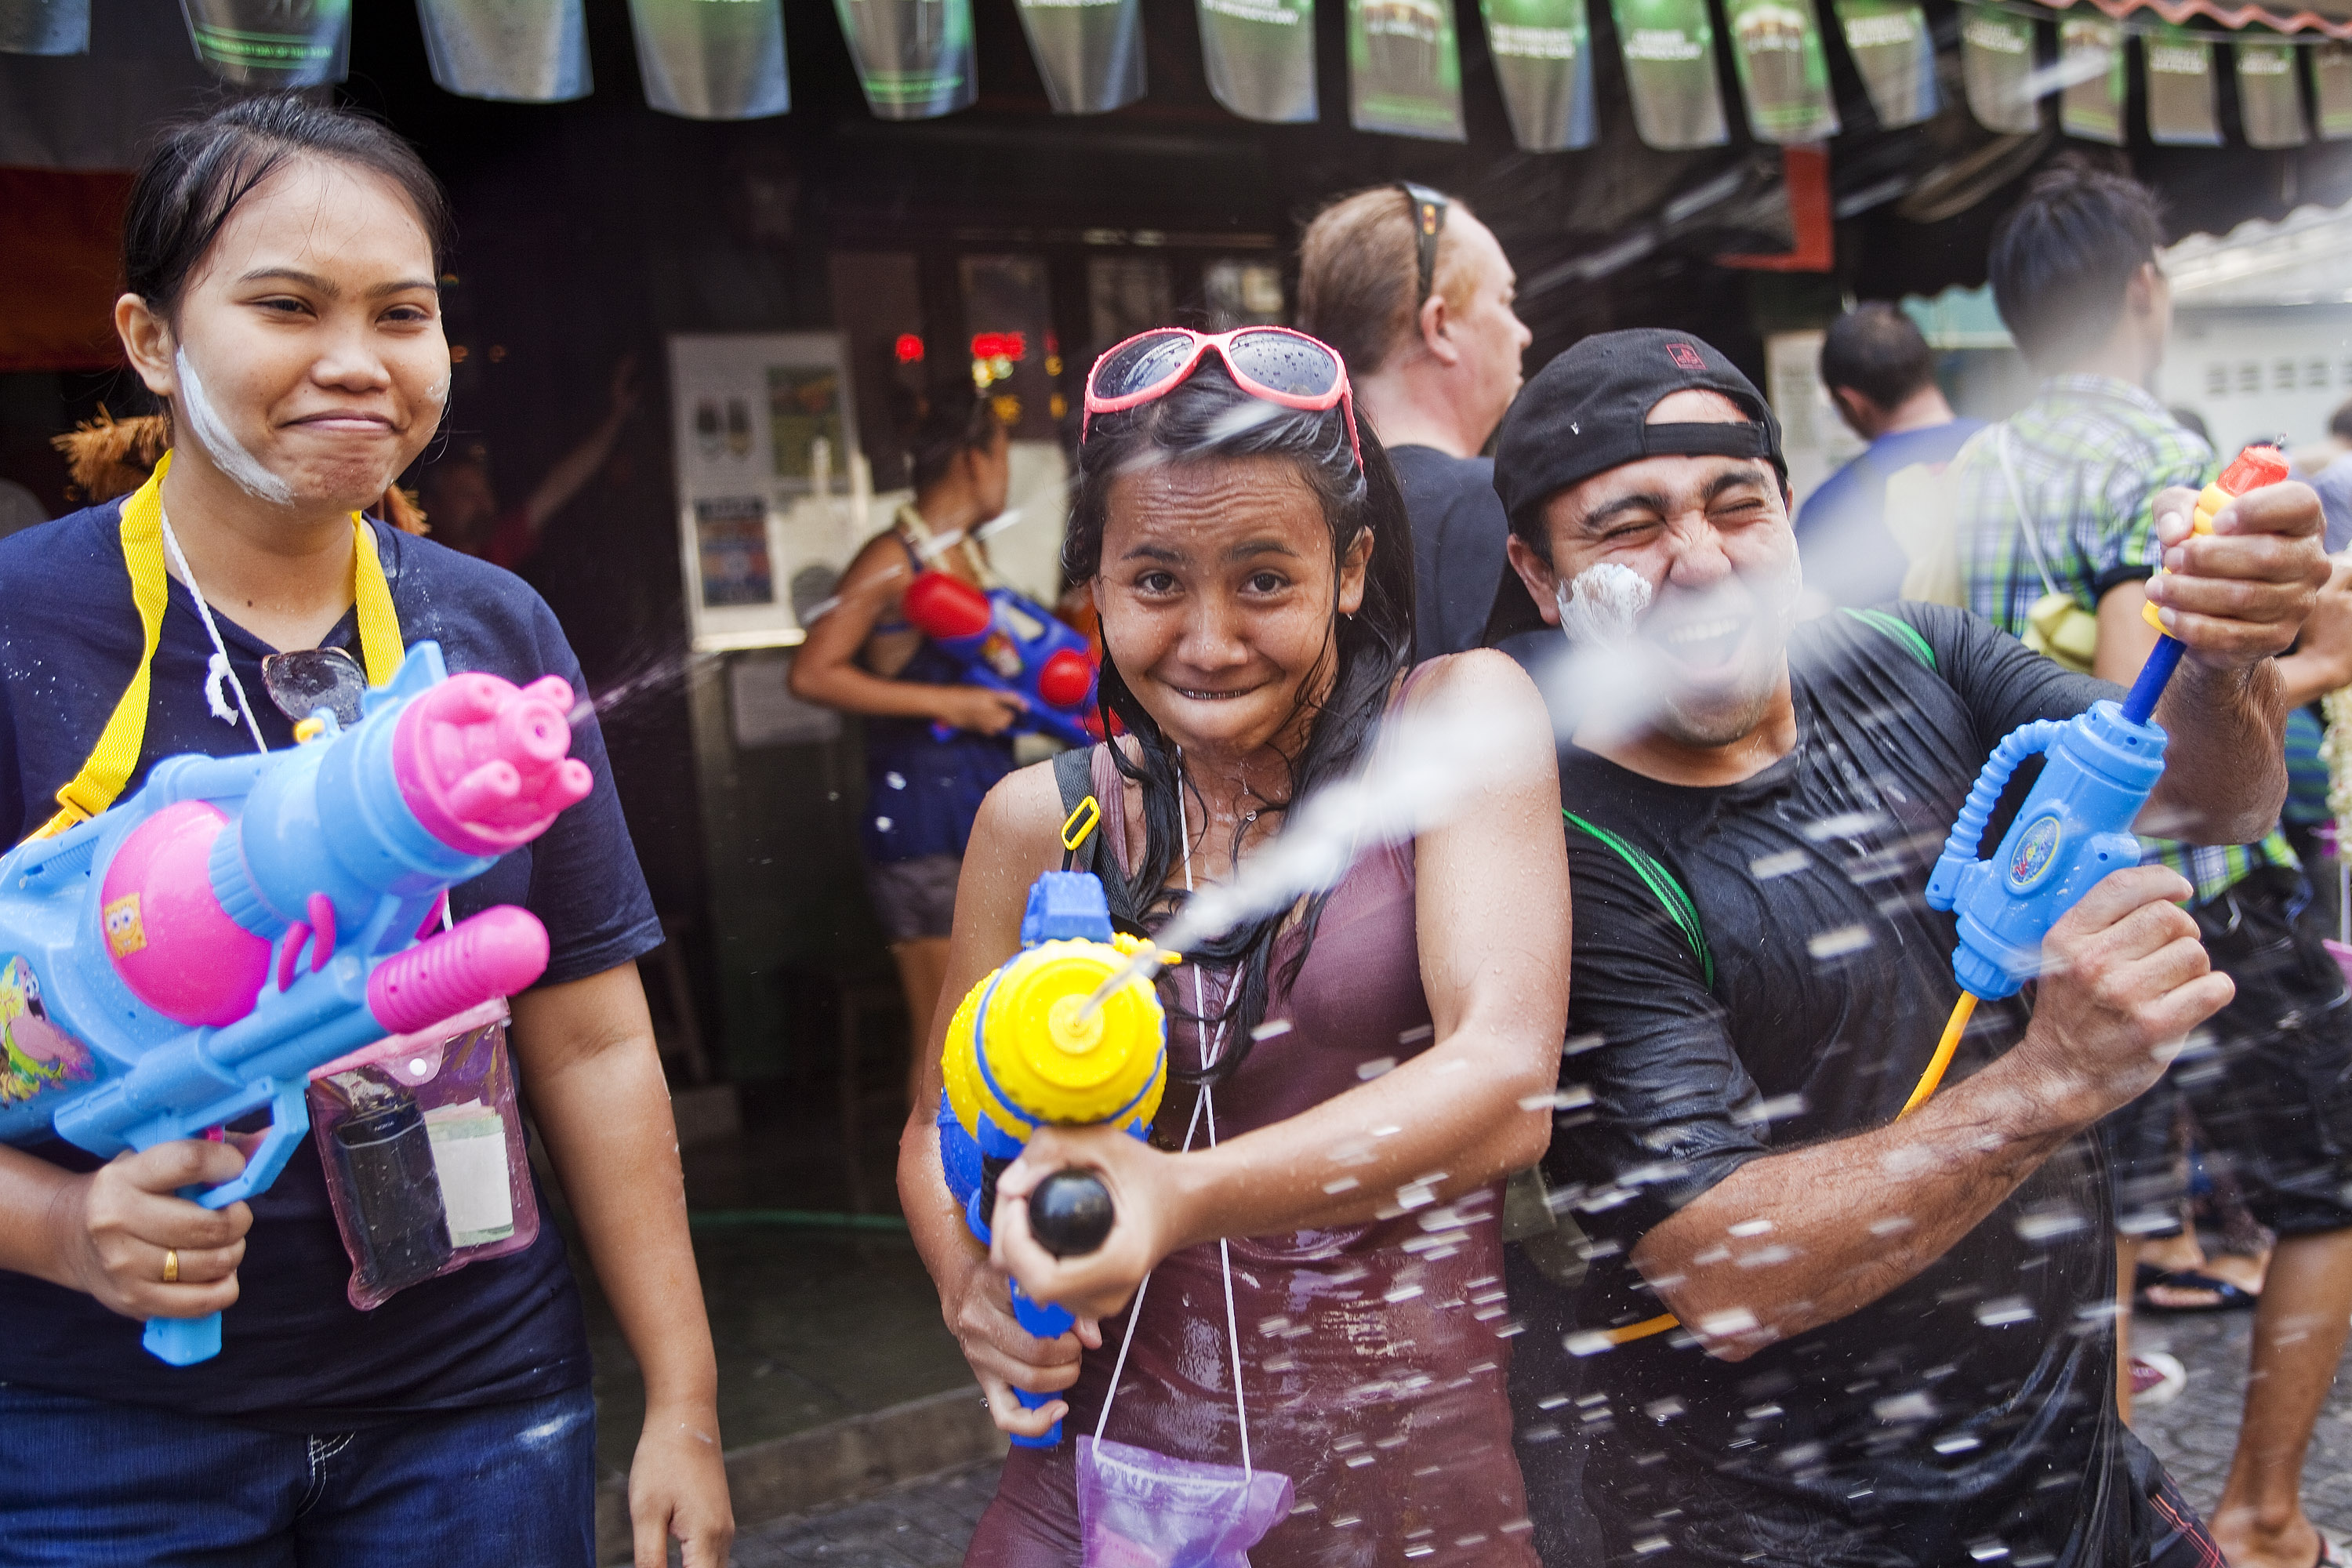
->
[[2329, 400, 2352, 444], [1298, 184, 1479, 379], [1064, 361, 1415, 1083], [902, 381, 1004, 492], [123, 96, 451, 322], [1820, 303, 1935, 412], [1989, 157, 2166, 369]]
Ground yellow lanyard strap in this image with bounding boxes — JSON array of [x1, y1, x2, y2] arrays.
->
[[34, 451, 404, 840]]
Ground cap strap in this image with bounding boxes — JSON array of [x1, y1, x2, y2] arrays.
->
[[1639, 422, 1776, 462]]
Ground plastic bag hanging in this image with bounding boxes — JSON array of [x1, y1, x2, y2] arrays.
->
[[1014, 0, 1145, 114], [1723, 0, 1838, 143], [1076, 1436, 1295, 1568], [1347, 0, 1466, 140], [834, 0, 978, 118], [1958, 2, 2040, 135], [0, 0, 89, 56], [1609, 0, 1729, 149], [1195, 0, 1318, 123], [628, 0, 790, 118], [180, 0, 348, 86], [415, 0, 592, 103], [1830, 0, 1935, 129], [1479, 0, 1597, 150]]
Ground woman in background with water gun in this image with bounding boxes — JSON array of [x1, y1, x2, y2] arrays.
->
[[897, 328, 1573, 1565], [0, 99, 729, 1567], [793, 385, 1027, 1105]]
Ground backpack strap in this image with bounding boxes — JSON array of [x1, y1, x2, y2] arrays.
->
[[1841, 606, 1937, 672], [1052, 745, 1144, 932], [1563, 810, 1713, 988]]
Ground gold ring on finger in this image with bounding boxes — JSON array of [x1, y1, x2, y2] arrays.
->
[[162, 1248, 179, 1284]]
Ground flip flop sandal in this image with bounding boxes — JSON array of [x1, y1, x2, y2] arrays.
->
[[2134, 1263, 2259, 1314]]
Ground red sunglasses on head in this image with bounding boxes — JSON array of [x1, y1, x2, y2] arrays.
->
[[1082, 326, 1361, 466]]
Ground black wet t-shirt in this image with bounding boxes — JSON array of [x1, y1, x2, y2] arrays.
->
[[1522, 603, 2176, 1567], [0, 499, 662, 1430], [1392, 445, 1512, 664]]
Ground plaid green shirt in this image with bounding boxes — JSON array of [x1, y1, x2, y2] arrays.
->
[[1953, 373, 2299, 905]]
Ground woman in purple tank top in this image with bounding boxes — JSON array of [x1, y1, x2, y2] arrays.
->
[[897, 332, 1572, 1566]]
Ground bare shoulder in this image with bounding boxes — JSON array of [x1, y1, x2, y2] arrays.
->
[[1403, 649, 1552, 729], [972, 754, 1083, 871]]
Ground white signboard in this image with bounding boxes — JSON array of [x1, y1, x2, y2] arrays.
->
[[668, 332, 872, 652]]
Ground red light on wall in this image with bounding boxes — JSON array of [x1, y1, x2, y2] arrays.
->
[[971, 332, 1027, 362], [895, 333, 924, 364]]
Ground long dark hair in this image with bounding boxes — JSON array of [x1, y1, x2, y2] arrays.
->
[[1063, 361, 1415, 1083], [123, 96, 453, 320]]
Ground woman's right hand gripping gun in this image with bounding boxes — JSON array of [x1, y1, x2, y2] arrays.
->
[[935, 870, 1166, 1446]]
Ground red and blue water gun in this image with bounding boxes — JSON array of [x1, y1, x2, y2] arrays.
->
[[902, 572, 1100, 749], [1915, 445, 2291, 1108]]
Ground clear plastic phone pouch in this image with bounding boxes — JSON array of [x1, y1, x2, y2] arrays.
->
[[304, 998, 538, 1310]]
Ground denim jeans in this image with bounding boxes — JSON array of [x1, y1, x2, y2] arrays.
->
[[0, 1381, 597, 1566]]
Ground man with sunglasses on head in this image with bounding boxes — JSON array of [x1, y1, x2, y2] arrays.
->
[[1483, 328, 2327, 1566], [1300, 183, 1533, 662]]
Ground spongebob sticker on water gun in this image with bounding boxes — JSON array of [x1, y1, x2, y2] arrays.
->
[[0, 956, 92, 1106]]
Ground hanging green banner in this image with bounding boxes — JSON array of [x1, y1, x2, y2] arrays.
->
[[2313, 42, 2352, 139], [416, 0, 591, 100], [835, 0, 977, 118], [1725, 0, 1838, 141], [2141, 25, 2218, 144], [628, 0, 791, 118], [2059, 11, 2122, 143], [1479, 0, 1596, 150], [182, 0, 348, 85], [1015, 0, 1145, 113], [2236, 38, 2306, 147], [1959, 2, 2038, 132], [1611, 0, 1728, 148], [1348, 0, 1466, 139], [0, 0, 89, 53], [1831, 0, 1933, 127], [1197, 0, 1317, 122]]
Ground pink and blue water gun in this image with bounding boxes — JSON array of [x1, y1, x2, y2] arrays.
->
[[902, 572, 1101, 749], [0, 641, 591, 1364]]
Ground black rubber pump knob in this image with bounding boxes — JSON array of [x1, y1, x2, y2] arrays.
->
[[1029, 1169, 1115, 1258]]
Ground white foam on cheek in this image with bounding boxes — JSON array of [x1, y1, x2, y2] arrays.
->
[[1555, 562, 1653, 645], [174, 347, 295, 505]]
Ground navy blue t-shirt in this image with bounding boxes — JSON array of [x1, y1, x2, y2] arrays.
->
[[1794, 419, 1985, 608], [0, 499, 662, 1429]]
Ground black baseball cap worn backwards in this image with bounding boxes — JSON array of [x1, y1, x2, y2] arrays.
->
[[1492, 328, 1787, 535]]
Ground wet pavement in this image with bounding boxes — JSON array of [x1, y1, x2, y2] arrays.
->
[[726, 1305, 2352, 1565]]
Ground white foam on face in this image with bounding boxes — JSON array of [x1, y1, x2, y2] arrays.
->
[[1554, 562, 1653, 646], [175, 347, 295, 505]]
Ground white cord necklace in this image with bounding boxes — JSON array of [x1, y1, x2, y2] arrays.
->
[[158, 506, 269, 757], [1093, 749, 1253, 1476]]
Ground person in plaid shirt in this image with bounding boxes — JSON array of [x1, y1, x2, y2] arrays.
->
[[1956, 158, 2352, 1568]]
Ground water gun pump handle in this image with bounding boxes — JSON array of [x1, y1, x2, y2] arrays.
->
[[1929, 720, 2063, 899], [1029, 1168, 1115, 1258]]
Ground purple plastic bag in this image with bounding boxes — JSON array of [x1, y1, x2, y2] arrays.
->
[[1076, 1434, 1293, 1567]]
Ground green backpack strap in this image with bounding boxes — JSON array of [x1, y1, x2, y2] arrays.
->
[[1563, 811, 1713, 988], [1841, 606, 1936, 672]]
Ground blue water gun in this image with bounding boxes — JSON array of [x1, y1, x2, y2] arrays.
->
[[1915, 447, 2288, 1112], [936, 871, 1167, 1444], [0, 642, 593, 1363], [902, 571, 1101, 749]]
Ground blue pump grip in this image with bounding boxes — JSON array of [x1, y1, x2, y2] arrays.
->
[[1927, 720, 2063, 909]]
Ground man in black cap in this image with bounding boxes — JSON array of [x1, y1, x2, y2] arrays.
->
[[1488, 328, 2328, 1565]]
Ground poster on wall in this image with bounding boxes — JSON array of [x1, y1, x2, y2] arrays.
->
[[2142, 26, 2218, 146], [627, 0, 789, 118], [2236, 40, 2306, 148], [1958, 2, 2038, 133], [1348, 0, 1465, 139], [1831, 0, 1933, 128], [415, 0, 590, 100], [1014, 0, 1145, 112], [669, 334, 869, 652], [1479, 0, 1597, 151], [1196, 0, 1317, 121], [2058, 12, 2123, 143], [834, 0, 977, 117], [0, 0, 89, 54], [1724, 0, 1838, 142], [182, 0, 347, 85], [1610, 0, 1728, 148]]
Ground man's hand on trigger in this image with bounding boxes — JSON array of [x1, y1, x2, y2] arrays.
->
[[2147, 480, 2329, 671]]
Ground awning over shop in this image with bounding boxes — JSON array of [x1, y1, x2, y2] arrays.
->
[[2161, 197, 2352, 303]]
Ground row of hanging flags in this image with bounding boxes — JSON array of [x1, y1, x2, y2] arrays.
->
[[3, 0, 2351, 147]]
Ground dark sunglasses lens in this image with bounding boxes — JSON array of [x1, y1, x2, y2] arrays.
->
[[1093, 332, 1197, 397], [262, 648, 368, 728], [1228, 332, 1341, 398]]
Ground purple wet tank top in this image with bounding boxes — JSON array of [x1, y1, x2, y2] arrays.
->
[[964, 738, 1538, 1567]]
